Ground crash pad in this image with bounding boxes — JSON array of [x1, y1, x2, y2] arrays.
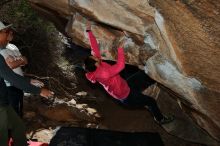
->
[[49, 127, 164, 146]]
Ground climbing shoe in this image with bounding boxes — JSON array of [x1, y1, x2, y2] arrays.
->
[[154, 115, 174, 125]]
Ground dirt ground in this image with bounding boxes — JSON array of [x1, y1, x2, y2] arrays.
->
[[23, 95, 191, 146]]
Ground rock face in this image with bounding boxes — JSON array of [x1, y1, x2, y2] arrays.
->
[[28, 0, 220, 140]]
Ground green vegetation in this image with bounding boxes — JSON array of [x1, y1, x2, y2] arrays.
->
[[0, 0, 58, 74], [3, 0, 54, 32]]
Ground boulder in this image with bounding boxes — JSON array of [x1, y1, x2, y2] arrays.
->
[[28, 0, 220, 140]]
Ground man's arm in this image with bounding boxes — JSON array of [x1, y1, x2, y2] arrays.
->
[[0, 55, 40, 94], [5, 56, 27, 69]]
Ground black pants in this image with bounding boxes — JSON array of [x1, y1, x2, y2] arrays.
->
[[121, 89, 164, 121], [7, 86, 24, 117], [0, 106, 27, 146], [119, 71, 164, 121]]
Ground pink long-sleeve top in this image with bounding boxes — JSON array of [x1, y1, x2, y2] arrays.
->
[[85, 31, 130, 100]]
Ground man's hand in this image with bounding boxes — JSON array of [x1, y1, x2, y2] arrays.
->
[[40, 88, 54, 99], [31, 79, 44, 88], [20, 56, 28, 66]]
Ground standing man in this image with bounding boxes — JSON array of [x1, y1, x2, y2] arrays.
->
[[0, 21, 54, 146], [0, 25, 44, 117]]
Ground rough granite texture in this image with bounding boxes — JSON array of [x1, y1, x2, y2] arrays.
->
[[29, 0, 220, 140]]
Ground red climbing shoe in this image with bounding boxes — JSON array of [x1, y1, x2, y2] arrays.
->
[[28, 141, 49, 146]]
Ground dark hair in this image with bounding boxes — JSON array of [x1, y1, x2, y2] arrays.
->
[[84, 56, 97, 72]]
